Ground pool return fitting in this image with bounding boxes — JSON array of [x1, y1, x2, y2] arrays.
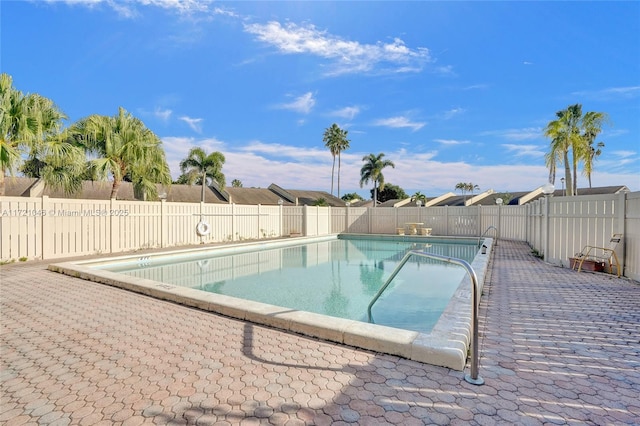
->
[[367, 250, 485, 386]]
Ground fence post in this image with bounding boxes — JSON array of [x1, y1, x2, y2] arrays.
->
[[160, 199, 166, 248], [617, 192, 626, 275], [110, 198, 116, 254], [345, 205, 350, 233], [543, 196, 550, 262], [303, 205, 308, 236], [257, 204, 262, 239], [231, 203, 236, 241], [445, 206, 449, 235], [41, 196, 51, 259]]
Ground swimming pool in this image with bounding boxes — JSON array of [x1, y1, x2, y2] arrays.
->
[[49, 234, 492, 371]]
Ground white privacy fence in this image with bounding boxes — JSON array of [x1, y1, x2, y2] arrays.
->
[[2, 192, 639, 280]]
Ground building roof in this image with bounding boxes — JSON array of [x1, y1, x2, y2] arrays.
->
[[2, 177, 629, 207], [2, 177, 347, 206]]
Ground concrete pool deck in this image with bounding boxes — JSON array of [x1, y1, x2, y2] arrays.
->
[[1, 240, 639, 424]]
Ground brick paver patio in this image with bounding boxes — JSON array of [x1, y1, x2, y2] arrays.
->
[[1, 240, 639, 425]]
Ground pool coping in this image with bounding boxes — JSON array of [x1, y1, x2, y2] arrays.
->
[[48, 234, 493, 371]]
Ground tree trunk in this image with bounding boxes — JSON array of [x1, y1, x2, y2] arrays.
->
[[110, 178, 121, 199], [330, 156, 336, 196], [563, 150, 573, 196], [201, 171, 206, 203], [373, 182, 377, 207], [0, 171, 5, 196], [572, 152, 579, 196], [337, 153, 341, 198]]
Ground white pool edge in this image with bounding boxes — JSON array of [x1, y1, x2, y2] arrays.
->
[[48, 235, 493, 371]]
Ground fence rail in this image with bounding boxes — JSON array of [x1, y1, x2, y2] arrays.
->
[[2, 192, 638, 280]]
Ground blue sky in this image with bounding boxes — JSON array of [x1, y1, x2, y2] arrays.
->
[[3, 1, 639, 198]]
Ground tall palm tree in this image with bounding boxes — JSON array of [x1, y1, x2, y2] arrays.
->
[[581, 111, 608, 188], [467, 183, 480, 197], [455, 182, 467, 201], [544, 105, 582, 196], [71, 107, 171, 199], [544, 104, 607, 196], [179, 147, 226, 203], [323, 123, 350, 197], [0, 73, 67, 195], [359, 153, 395, 207]]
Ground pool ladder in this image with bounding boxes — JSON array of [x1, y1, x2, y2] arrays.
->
[[366, 250, 484, 386]]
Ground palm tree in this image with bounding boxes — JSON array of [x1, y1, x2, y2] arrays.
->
[[179, 147, 226, 203], [323, 123, 350, 197], [580, 111, 608, 188], [455, 182, 467, 200], [36, 135, 88, 195], [544, 104, 607, 196], [359, 153, 395, 207], [71, 107, 171, 199], [231, 179, 243, 188], [0, 73, 67, 195], [411, 191, 426, 205], [467, 183, 480, 198], [128, 146, 172, 200]]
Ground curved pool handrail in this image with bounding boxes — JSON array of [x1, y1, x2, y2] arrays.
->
[[479, 225, 498, 246], [366, 250, 484, 385]]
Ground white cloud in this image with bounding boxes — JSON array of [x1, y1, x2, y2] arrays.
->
[[161, 136, 639, 196], [481, 127, 543, 141], [330, 106, 360, 121], [373, 116, 425, 132], [461, 84, 489, 90], [440, 107, 465, 120], [434, 139, 470, 146], [244, 21, 431, 76], [612, 150, 636, 158], [53, 0, 233, 19], [179, 116, 203, 133], [502, 144, 546, 158], [240, 141, 329, 160], [433, 65, 454, 75], [276, 92, 316, 114], [154, 107, 172, 122], [571, 86, 640, 100]]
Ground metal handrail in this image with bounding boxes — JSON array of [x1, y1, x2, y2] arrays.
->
[[366, 250, 484, 385], [480, 225, 497, 239], [479, 225, 498, 248]]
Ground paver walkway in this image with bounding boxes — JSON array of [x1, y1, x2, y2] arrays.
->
[[1, 240, 639, 425]]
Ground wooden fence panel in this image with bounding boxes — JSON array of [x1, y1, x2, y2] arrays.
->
[[346, 207, 368, 233], [549, 194, 621, 266], [331, 208, 346, 234], [0, 196, 42, 260], [165, 202, 201, 246], [45, 198, 112, 259], [370, 207, 395, 234], [283, 206, 303, 236]]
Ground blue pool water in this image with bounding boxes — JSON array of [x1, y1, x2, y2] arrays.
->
[[98, 236, 480, 334]]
